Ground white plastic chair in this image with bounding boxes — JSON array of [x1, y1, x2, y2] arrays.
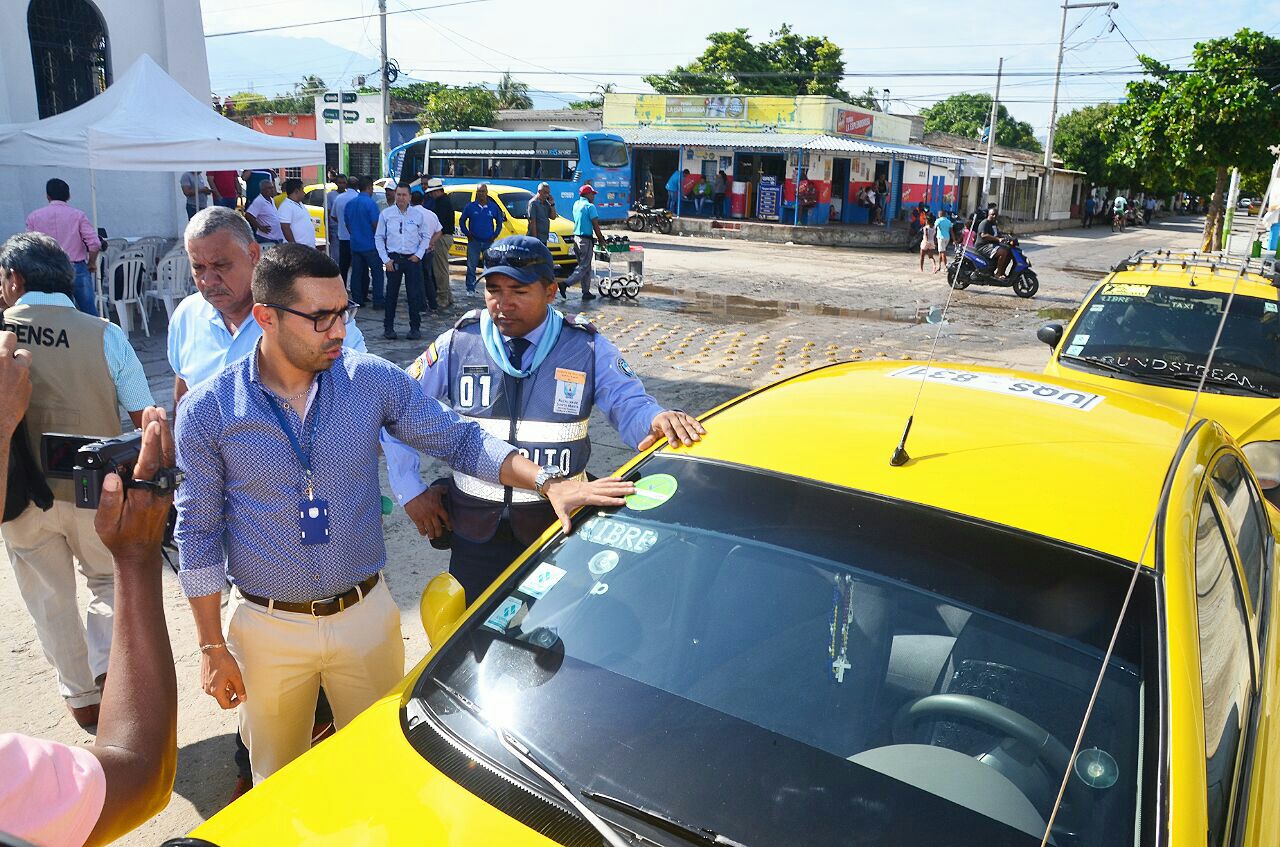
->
[[148, 251, 191, 319], [95, 239, 130, 317], [106, 254, 151, 337]]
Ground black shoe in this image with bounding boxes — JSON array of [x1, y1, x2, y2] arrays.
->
[[582, 291, 597, 301], [558, 282, 567, 299], [407, 329, 422, 340], [383, 330, 399, 340]]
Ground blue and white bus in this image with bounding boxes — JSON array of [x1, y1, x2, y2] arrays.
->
[[387, 130, 632, 221]]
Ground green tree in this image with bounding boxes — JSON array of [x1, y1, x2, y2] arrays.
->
[[643, 25, 850, 99], [384, 81, 445, 108], [1110, 28, 1280, 249], [846, 86, 881, 110], [921, 93, 1040, 152], [495, 71, 533, 110], [419, 86, 499, 132], [569, 83, 615, 110], [1054, 103, 1136, 188]]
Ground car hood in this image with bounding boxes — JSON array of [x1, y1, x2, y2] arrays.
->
[[1043, 358, 1280, 445], [190, 689, 563, 847]]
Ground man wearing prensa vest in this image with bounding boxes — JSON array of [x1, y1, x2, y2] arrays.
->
[[0, 232, 153, 730], [383, 235, 705, 601]]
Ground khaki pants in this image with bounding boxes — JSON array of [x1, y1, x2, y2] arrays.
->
[[228, 576, 405, 782], [432, 234, 454, 308], [3, 500, 114, 708]]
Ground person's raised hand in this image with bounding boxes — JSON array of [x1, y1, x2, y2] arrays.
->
[[544, 477, 635, 534], [637, 410, 706, 451], [404, 484, 451, 538], [94, 406, 174, 560], [0, 331, 32, 439]]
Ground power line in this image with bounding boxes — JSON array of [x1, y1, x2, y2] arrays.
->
[[204, 0, 491, 38]]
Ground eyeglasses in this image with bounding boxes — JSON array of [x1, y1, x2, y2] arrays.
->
[[484, 245, 550, 270], [261, 300, 359, 332]]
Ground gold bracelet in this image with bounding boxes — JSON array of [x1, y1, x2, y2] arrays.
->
[[199, 642, 227, 653]]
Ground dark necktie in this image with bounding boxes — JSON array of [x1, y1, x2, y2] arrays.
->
[[507, 337, 532, 370]]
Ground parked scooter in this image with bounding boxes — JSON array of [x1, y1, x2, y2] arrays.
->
[[946, 237, 1039, 298], [626, 202, 674, 234]]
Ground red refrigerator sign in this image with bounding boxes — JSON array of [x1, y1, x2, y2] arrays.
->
[[837, 110, 874, 136]]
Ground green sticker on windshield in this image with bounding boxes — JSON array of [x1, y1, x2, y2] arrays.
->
[[625, 474, 678, 511]]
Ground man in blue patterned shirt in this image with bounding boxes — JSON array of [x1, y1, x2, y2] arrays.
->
[[174, 245, 633, 781]]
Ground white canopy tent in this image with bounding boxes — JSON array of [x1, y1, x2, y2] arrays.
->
[[0, 54, 325, 238]]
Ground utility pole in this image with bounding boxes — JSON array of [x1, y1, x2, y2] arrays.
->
[[337, 88, 345, 175], [1040, 2, 1118, 220], [379, 0, 390, 166], [982, 58, 1003, 210]]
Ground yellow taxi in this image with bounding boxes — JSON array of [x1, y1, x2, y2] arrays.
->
[[185, 360, 1280, 847], [1039, 250, 1280, 497], [440, 183, 577, 269]]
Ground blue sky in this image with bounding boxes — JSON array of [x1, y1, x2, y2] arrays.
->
[[201, 0, 1278, 136]]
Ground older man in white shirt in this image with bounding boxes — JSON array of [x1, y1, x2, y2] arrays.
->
[[244, 179, 283, 245], [375, 183, 440, 340]]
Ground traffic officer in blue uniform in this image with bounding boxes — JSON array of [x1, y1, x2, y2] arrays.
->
[[383, 235, 704, 600]]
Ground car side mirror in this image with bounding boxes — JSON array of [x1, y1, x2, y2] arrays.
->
[[420, 573, 466, 647], [1037, 323, 1064, 349]]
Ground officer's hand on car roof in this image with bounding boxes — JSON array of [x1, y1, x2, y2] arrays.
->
[[638, 410, 706, 451]]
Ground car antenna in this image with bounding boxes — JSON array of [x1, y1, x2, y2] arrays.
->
[[1036, 260, 1251, 847], [890, 221, 971, 467]]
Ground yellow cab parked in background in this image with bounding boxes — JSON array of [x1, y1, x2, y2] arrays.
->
[[1040, 250, 1280, 500], [185, 359, 1280, 847], [437, 182, 577, 270]]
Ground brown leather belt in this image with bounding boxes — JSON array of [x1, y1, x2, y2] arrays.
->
[[240, 573, 380, 617]]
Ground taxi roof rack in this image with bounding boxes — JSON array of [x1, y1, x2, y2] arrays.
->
[[1111, 249, 1280, 284]]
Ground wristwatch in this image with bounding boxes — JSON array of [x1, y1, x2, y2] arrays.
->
[[534, 465, 567, 499]]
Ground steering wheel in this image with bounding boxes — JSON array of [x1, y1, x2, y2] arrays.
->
[[894, 694, 1088, 810]]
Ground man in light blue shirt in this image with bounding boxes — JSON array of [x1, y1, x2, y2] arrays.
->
[[330, 176, 358, 288], [169, 206, 365, 407], [561, 184, 606, 300], [383, 235, 703, 600]]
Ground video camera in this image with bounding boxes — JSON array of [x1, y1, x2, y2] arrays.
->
[[41, 431, 183, 510]]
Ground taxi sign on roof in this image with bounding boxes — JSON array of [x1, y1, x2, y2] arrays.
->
[[889, 366, 1105, 411]]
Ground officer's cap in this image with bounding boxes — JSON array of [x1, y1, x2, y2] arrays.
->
[[481, 235, 556, 286]]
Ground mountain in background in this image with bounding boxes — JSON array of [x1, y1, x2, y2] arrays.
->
[[205, 33, 572, 111]]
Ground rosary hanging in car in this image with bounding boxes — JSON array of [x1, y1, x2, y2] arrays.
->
[[828, 574, 855, 683]]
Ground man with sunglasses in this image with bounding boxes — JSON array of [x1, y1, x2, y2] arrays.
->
[[383, 235, 705, 601], [175, 244, 635, 783]]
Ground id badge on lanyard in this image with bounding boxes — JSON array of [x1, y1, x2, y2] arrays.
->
[[267, 390, 330, 545]]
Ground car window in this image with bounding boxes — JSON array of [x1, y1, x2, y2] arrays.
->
[[1195, 498, 1254, 846], [497, 190, 533, 220], [587, 138, 629, 169], [1210, 454, 1269, 614], [1059, 285, 1280, 398], [410, 455, 1158, 847], [305, 189, 326, 207], [447, 191, 472, 218]]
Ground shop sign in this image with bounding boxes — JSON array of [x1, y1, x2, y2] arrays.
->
[[757, 175, 781, 221], [666, 95, 748, 120], [836, 109, 875, 136]]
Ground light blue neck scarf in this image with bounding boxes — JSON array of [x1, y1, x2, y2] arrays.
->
[[481, 307, 564, 378]]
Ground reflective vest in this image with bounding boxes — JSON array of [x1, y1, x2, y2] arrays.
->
[[446, 311, 596, 544]]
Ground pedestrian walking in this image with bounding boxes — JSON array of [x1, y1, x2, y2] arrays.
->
[[560, 184, 606, 301], [245, 178, 284, 245], [384, 235, 701, 601], [209, 170, 241, 210], [935, 211, 954, 260], [278, 179, 317, 248], [420, 178, 454, 309], [920, 213, 940, 272], [180, 171, 213, 219], [25, 178, 101, 316], [0, 232, 153, 730], [344, 177, 384, 309], [331, 177, 358, 287], [459, 184, 508, 294], [376, 183, 439, 340], [174, 244, 634, 783], [526, 182, 558, 244]]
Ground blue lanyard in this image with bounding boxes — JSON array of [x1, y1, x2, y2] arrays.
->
[[265, 380, 320, 499]]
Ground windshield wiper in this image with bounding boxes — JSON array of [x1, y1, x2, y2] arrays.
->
[[1057, 353, 1128, 374], [427, 676, 633, 847], [582, 791, 753, 847], [1153, 369, 1278, 397]]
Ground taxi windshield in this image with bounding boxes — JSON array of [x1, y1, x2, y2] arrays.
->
[[1060, 281, 1280, 397], [406, 455, 1158, 847]]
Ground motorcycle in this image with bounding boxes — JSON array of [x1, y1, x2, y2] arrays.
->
[[626, 202, 674, 234], [946, 237, 1039, 298]]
